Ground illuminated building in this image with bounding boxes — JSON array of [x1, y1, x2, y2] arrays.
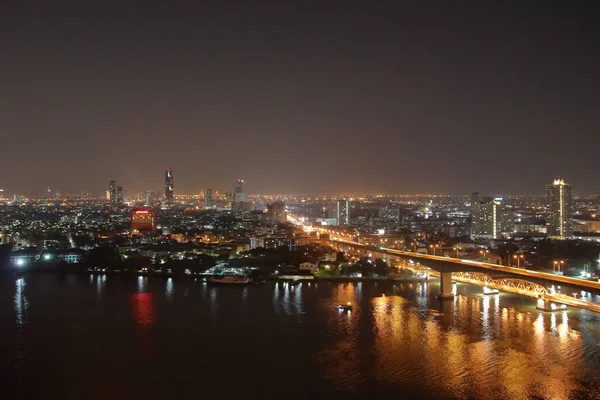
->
[[165, 168, 174, 203], [232, 179, 250, 212], [131, 208, 157, 235], [109, 180, 116, 204], [266, 201, 286, 224], [204, 188, 213, 209], [336, 199, 350, 225], [546, 178, 573, 239], [470, 193, 503, 239], [145, 191, 152, 207], [116, 185, 124, 205], [234, 179, 248, 202]]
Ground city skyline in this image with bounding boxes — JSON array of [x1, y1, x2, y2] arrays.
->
[[1, 2, 599, 195]]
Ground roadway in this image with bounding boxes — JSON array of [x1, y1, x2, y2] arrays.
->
[[329, 237, 600, 292]]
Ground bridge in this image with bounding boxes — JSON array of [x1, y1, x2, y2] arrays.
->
[[327, 237, 600, 312]]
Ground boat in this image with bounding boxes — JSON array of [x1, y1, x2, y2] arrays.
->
[[207, 274, 249, 285], [337, 302, 353, 311]]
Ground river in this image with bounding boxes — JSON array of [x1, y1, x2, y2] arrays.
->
[[1, 273, 600, 399]]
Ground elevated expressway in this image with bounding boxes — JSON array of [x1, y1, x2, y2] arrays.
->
[[328, 237, 600, 313]]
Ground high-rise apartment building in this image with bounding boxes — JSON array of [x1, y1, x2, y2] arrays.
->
[[546, 178, 573, 239], [116, 186, 124, 205], [165, 168, 174, 202], [204, 188, 213, 209], [109, 180, 116, 205], [266, 201, 287, 224], [336, 200, 350, 225], [470, 193, 503, 239]]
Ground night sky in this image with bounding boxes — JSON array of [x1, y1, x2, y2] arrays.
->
[[1, 1, 599, 196]]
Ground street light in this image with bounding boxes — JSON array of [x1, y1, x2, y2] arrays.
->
[[513, 254, 524, 268], [553, 260, 564, 274], [453, 246, 461, 258], [480, 250, 489, 260], [411, 242, 417, 252], [429, 244, 440, 256]]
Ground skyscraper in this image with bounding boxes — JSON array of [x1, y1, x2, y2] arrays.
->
[[234, 179, 248, 202], [204, 188, 213, 209], [336, 200, 350, 225], [470, 193, 505, 239], [232, 179, 250, 212], [546, 178, 573, 239], [165, 168, 174, 203], [109, 180, 116, 205], [116, 185, 124, 205]]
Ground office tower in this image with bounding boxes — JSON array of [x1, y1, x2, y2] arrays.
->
[[131, 208, 157, 235], [336, 199, 350, 225], [266, 201, 287, 224], [165, 168, 174, 202], [470, 193, 503, 239], [109, 180, 116, 204], [145, 191, 153, 207], [204, 188, 213, 209], [106, 190, 111, 200], [546, 178, 573, 239], [232, 179, 250, 212], [116, 186, 124, 205], [234, 179, 248, 203]]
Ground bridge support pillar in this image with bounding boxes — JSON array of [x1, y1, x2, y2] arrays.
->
[[536, 297, 567, 312], [437, 272, 454, 300]]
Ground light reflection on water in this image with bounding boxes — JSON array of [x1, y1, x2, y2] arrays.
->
[[4, 275, 600, 399]]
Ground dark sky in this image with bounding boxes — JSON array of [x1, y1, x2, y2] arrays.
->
[[1, 1, 599, 196]]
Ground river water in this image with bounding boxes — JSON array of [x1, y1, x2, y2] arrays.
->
[[1, 274, 600, 399]]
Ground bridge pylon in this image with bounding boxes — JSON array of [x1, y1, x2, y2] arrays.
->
[[437, 272, 453, 300]]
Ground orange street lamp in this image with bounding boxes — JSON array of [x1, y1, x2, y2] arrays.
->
[[480, 250, 490, 260], [553, 260, 564, 273], [453, 246, 461, 258], [513, 254, 524, 268]]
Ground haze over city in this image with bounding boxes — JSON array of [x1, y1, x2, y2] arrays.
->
[[1, 1, 599, 196]]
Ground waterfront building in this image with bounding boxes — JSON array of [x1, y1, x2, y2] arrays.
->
[[546, 178, 573, 239], [470, 193, 503, 239]]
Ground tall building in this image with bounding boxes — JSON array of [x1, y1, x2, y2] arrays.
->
[[109, 180, 117, 205], [145, 191, 152, 207], [546, 178, 573, 239], [165, 168, 174, 202], [470, 193, 503, 239], [232, 179, 250, 212], [204, 188, 213, 209], [336, 200, 350, 225], [234, 179, 248, 202], [266, 201, 287, 224], [131, 208, 157, 235], [116, 186, 124, 205]]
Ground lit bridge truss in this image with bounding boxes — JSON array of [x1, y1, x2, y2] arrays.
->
[[451, 272, 549, 298]]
